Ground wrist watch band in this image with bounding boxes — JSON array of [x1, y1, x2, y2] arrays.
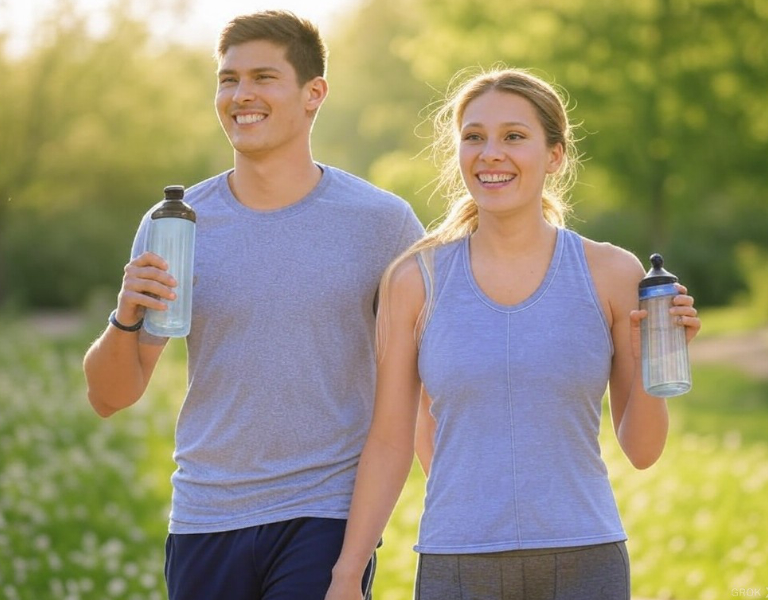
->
[[109, 309, 144, 332]]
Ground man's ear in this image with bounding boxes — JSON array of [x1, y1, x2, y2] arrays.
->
[[305, 76, 329, 113]]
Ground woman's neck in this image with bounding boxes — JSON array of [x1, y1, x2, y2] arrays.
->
[[471, 212, 558, 260]]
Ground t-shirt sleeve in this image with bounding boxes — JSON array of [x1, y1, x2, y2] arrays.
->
[[395, 204, 425, 256]]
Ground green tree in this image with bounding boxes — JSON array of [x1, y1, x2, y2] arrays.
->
[[314, 0, 443, 224], [2, 0, 765, 308], [0, 0, 229, 308], [317, 0, 768, 305]]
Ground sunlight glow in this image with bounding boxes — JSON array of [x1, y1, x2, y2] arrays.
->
[[0, 0, 355, 57]]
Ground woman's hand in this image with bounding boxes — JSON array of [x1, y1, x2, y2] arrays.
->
[[629, 283, 701, 358], [324, 572, 364, 600], [669, 283, 701, 343]]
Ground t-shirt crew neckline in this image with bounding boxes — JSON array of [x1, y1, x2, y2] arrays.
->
[[217, 163, 332, 222], [462, 227, 565, 313]]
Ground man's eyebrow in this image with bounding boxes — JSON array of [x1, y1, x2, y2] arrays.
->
[[217, 67, 282, 77]]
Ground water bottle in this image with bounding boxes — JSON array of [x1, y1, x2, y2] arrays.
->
[[639, 253, 692, 397], [143, 185, 196, 337]]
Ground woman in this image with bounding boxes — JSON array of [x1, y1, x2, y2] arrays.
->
[[326, 67, 701, 599]]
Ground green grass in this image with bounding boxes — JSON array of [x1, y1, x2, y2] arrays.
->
[[0, 316, 766, 599], [606, 384, 768, 599], [696, 304, 767, 338], [0, 318, 179, 600]]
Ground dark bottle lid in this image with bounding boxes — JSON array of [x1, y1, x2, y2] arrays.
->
[[639, 253, 678, 289], [150, 185, 196, 222]]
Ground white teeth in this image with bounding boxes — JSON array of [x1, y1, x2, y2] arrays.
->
[[478, 173, 513, 183], [235, 114, 266, 124]]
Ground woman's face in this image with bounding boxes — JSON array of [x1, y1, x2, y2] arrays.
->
[[458, 89, 563, 217]]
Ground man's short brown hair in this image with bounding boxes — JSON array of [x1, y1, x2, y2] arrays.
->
[[217, 10, 327, 85]]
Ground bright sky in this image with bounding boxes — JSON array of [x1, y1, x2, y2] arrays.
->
[[0, 0, 356, 57]]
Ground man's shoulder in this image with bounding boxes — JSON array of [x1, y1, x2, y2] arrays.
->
[[183, 171, 229, 205], [322, 165, 409, 211]]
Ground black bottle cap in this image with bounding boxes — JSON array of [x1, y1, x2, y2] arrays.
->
[[150, 185, 196, 222], [164, 185, 185, 200], [639, 253, 678, 289]]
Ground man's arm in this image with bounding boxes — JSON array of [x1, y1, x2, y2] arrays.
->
[[83, 252, 176, 417]]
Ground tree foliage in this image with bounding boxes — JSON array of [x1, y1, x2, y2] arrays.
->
[[315, 0, 768, 305], [0, 1, 229, 308], [0, 0, 766, 308]]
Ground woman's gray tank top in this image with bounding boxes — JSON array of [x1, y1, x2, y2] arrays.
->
[[415, 228, 626, 554]]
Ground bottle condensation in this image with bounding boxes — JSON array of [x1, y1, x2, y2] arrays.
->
[[638, 253, 692, 398], [143, 185, 196, 337]]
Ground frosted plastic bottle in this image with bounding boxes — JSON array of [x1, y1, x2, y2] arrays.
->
[[639, 253, 692, 397], [143, 185, 196, 337]]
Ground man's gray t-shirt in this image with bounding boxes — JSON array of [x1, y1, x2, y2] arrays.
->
[[131, 165, 424, 534]]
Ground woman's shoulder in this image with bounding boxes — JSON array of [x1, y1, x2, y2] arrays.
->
[[387, 253, 427, 300], [579, 234, 645, 283], [385, 237, 465, 299], [389, 252, 422, 280], [577, 235, 647, 319], [379, 254, 428, 330]]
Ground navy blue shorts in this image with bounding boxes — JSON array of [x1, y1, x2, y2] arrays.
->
[[165, 517, 376, 600]]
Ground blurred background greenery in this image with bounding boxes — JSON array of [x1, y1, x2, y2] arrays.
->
[[1, 0, 768, 311], [1, 0, 767, 598]]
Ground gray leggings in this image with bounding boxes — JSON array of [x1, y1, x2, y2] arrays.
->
[[414, 542, 630, 600]]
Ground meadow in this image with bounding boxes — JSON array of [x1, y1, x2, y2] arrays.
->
[[0, 313, 766, 599]]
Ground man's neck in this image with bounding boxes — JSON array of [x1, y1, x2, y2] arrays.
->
[[229, 152, 322, 211]]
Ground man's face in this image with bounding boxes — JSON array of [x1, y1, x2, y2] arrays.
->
[[215, 40, 319, 159]]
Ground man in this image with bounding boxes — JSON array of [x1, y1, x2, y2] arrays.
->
[[83, 11, 423, 600]]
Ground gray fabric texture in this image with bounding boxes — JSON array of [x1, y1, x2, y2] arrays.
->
[[415, 542, 630, 600], [415, 229, 626, 553], [131, 165, 424, 534]]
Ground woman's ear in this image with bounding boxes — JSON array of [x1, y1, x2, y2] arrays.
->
[[546, 142, 565, 174]]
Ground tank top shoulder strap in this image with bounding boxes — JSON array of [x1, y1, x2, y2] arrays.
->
[[560, 228, 597, 298], [560, 228, 588, 270], [559, 228, 613, 349], [415, 239, 465, 342], [415, 247, 436, 313]]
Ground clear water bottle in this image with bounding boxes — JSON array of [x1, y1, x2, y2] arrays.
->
[[144, 185, 196, 337], [639, 253, 692, 397]]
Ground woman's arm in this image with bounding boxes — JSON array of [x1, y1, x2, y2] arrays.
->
[[606, 252, 670, 469], [585, 242, 700, 469], [326, 257, 426, 600]]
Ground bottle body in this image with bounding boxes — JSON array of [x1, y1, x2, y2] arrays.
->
[[640, 283, 692, 397], [144, 217, 196, 337]]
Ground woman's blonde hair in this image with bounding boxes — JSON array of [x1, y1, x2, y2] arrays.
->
[[377, 66, 580, 356]]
